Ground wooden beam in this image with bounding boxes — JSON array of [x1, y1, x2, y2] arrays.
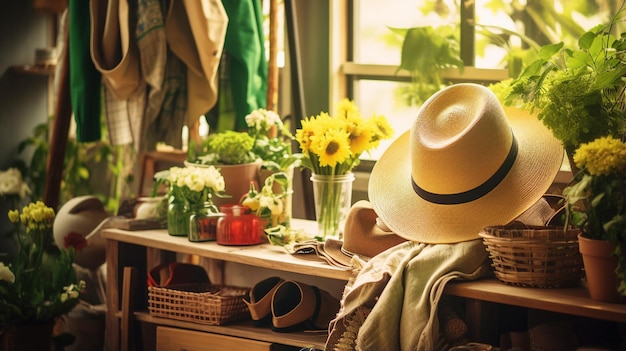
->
[[44, 30, 71, 210], [266, 0, 279, 111]]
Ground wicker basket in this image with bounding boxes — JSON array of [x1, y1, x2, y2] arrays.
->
[[479, 225, 584, 288], [148, 284, 250, 325]]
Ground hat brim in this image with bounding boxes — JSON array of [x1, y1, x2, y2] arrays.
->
[[318, 239, 353, 268], [369, 107, 564, 243]]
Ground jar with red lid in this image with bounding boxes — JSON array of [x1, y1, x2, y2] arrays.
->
[[216, 205, 263, 245]]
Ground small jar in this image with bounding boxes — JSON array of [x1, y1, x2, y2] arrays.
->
[[216, 205, 262, 246], [135, 196, 164, 219], [167, 196, 189, 237], [188, 202, 223, 242]]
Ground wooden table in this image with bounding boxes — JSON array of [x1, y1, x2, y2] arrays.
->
[[103, 221, 626, 350]]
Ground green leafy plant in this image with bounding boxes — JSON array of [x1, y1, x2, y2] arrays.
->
[[241, 171, 291, 228], [190, 109, 301, 170], [504, 9, 626, 155], [190, 131, 257, 165], [395, 25, 464, 106], [11, 119, 122, 214], [245, 109, 301, 172]]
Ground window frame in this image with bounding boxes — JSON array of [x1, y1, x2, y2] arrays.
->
[[330, 1, 511, 172]]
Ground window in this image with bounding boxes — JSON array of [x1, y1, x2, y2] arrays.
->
[[334, 0, 618, 165]]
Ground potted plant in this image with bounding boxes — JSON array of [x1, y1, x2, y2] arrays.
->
[[562, 136, 626, 302], [186, 131, 261, 207], [187, 109, 302, 209], [0, 201, 86, 350]]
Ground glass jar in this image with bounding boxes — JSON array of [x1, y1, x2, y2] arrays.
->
[[188, 202, 224, 242], [167, 196, 189, 237], [216, 205, 262, 246]]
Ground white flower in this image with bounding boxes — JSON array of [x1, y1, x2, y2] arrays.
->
[[62, 281, 85, 301], [245, 109, 282, 132], [0, 262, 15, 283], [0, 168, 31, 198]]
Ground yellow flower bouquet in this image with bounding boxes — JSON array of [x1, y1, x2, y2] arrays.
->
[[295, 99, 394, 238], [295, 99, 394, 176], [1, 201, 85, 327]]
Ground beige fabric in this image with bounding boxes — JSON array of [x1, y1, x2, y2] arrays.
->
[[325, 240, 491, 351], [90, 0, 142, 99], [165, 0, 228, 124], [90, 0, 146, 149]]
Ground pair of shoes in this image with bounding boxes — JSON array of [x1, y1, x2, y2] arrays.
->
[[244, 276, 340, 333], [243, 276, 284, 326]]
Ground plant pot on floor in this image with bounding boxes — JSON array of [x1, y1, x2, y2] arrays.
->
[[578, 234, 625, 303]]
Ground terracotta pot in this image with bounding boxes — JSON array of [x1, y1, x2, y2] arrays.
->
[[185, 160, 262, 208], [578, 234, 625, 303]]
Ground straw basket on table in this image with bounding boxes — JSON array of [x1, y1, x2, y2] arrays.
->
[[479, 225, 583, 288]]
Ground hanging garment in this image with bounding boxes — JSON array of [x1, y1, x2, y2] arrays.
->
[[165, 0, 228, 127], [135, 0, 173, 152], [69, 0, 102, 142], [221, 0, 267, 130], [90, 0, 146, 149]]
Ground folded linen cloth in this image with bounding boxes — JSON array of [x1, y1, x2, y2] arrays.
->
[[325, 239, 491, 351]]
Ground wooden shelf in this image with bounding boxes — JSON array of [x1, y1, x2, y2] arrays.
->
[[10, 64, 56, 76], [444, 278, 626, 323], [102, 219, 352, 281]]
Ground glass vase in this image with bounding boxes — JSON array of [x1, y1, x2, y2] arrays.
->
[[188, 202, 223, 242], [310, 172, 355, 240], [167, 196, 190, 237]]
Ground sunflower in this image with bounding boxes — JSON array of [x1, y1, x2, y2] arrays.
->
[[310, 128, 352, 168], [369, 113, 394, 143]]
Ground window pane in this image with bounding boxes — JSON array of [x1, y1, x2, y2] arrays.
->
[[353, 0, 458, 65], [354, 79, 417, 160]]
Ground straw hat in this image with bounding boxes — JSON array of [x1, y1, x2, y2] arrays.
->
[[369, 83, 563, 243]]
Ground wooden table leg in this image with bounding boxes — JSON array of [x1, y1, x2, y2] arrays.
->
[[105, 239, 120, 351]]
